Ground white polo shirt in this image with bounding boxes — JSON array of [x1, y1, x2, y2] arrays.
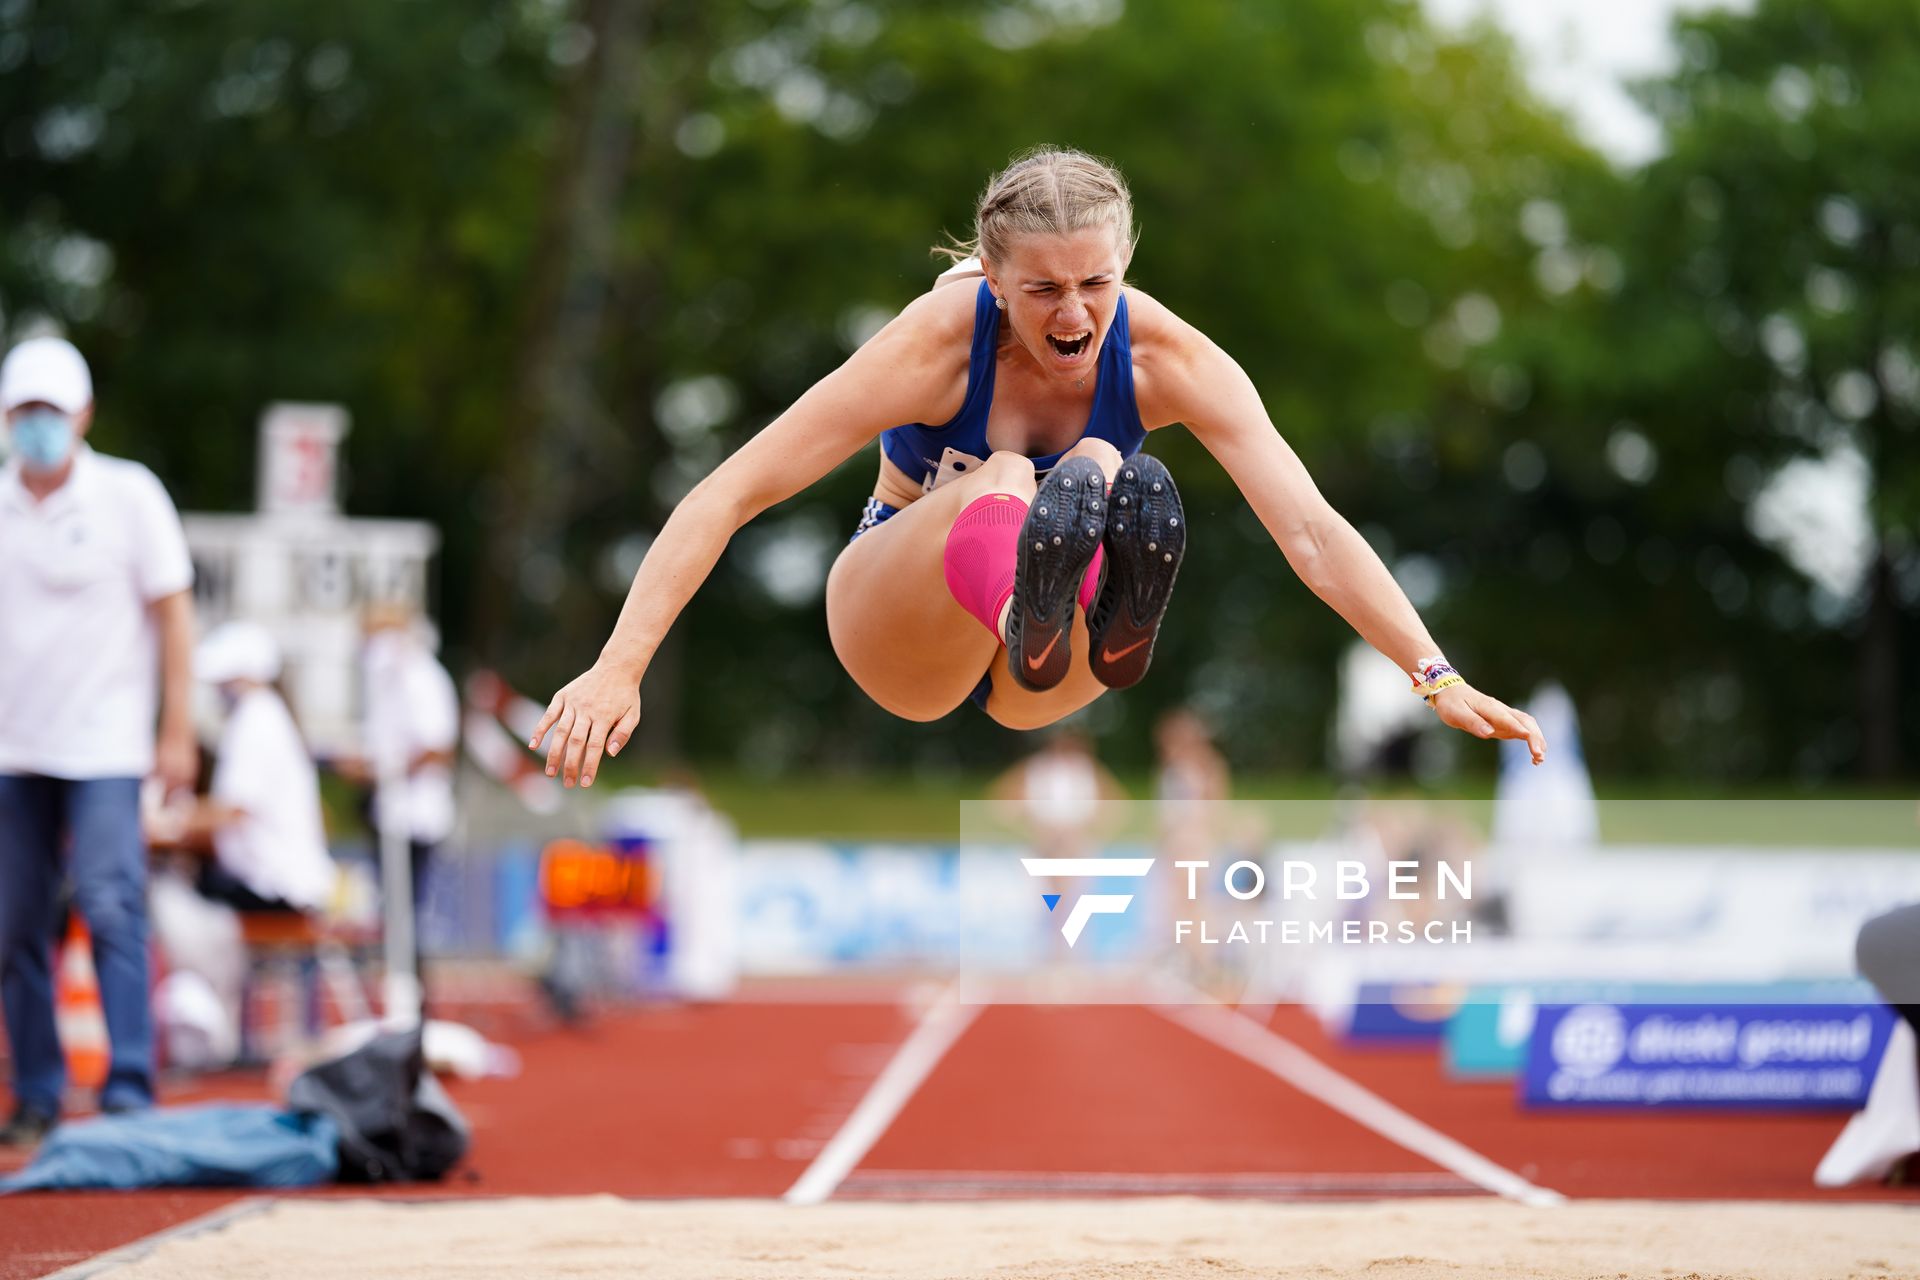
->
[[362, 633, 461, 844], [0, 446, 194, 779], [211, 687, 336, 910]]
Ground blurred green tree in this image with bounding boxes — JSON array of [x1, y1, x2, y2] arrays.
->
[[0, 0, 565, 653], [9, 0, 1909, 783], [534, 0, 1624, 778], [1596, 0, 1920, 778]]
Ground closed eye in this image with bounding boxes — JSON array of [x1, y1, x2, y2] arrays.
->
[[1025, 279, 1112, 294]]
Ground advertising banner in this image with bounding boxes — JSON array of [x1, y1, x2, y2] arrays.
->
[[1524, 1002, 1897, 1109]]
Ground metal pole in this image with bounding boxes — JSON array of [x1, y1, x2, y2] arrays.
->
[[374, 670, 421, 1028]]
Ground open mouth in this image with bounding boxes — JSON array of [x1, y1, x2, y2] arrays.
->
[[1046, 331, 1092, 359]]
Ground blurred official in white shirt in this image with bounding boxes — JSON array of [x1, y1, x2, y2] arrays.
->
[[341, 602, 459, 986], [0, 336, 196, 1141]]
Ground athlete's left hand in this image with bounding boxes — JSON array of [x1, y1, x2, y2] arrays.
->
[[1430, 684, 1546, 765], [529, 662, 644, 789]]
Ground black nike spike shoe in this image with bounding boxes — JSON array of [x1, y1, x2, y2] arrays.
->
[[1007, 456, 1108, 693], [1087, 453, 1185, 689]]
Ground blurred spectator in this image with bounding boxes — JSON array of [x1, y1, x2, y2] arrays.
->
[[1490, 682, 1598, 854], [181, 622, 336, 914], [334, 602, 459, 992], [1154, 708, 1239, 977], [1154, 708, 1229, 850], [148, 622, 336, 1066], [991, 729, 1126, 859], [991, 729, 1126, 972], [1480, 681, 1599, 935], [1331, 641, 1430, 780], [0, 337, 197, 1144]]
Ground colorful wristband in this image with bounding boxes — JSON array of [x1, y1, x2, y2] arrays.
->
[[1408, 655, 1463, 704]]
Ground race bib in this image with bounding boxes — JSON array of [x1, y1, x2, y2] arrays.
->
[[924, 446, 990, 493]]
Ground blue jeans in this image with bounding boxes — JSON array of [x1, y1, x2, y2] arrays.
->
[[0, 774, 154, 1113]]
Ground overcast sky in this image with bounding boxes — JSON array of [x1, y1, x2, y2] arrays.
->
[[1421, 0, 1754, 166]]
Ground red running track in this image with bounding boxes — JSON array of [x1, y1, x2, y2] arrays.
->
[[852, 1003, 1476, 1199], [1255, 1005, 1919, 1204], [0, 991, 1910, 1278]]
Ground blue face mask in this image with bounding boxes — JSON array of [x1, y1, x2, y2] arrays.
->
[[9, 408, 76, 473]]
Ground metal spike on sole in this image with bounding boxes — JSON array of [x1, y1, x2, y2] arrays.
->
[[1007, 456, 1110, 693], [1086, 454, 1185, 691]]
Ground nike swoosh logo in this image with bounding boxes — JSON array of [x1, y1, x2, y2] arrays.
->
[[1025, 629, 1064, 671], [1100, 637, 1151, 664]]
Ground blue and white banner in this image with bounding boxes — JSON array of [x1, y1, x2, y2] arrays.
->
[[1524, 1003, 1898, 1109], [1446, 980, 1880, 1080]]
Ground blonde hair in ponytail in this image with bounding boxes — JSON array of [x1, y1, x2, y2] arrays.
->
[[933, 146, 1137, 267]]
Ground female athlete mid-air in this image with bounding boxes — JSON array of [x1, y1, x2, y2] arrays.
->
[[530, 147, 1547, 785]]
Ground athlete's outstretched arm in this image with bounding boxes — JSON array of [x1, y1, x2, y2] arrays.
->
[[530, 301, 958, 786], [1156, 318, 1545, 763]]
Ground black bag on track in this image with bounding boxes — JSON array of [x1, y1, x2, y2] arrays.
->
[[286, 1026, 470, 1183]]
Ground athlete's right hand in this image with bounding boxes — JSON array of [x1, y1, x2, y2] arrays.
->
[[530, 663, 643, 789]]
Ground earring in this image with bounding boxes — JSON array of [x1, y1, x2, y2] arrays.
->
[[995, 295, 1006, 311]]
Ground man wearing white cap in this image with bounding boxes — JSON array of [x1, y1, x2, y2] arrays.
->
[[0, 336, 197, 1144]]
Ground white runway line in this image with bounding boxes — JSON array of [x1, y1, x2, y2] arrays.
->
[[1156, 1001, 1566, 1208], [837, 1168, 1480, 1197], [784, 985, 981, 1206]]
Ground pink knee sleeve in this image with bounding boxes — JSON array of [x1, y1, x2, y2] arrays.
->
[[944, 493, 1027, 639], [1078, 546, 1105, 612], [1076, 477, 1111, 611]]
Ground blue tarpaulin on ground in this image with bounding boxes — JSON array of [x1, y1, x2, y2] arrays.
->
[[0, 1104, 339, 1192]]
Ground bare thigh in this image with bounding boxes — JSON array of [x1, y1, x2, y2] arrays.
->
[[826, 438, 1127, 730], [979, 437, 1124, 730], [827, 450, 1038, 721]]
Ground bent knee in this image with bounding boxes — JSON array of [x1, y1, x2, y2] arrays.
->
[[1062, 437, 1124, 472], [978, 451, 1038, 488], [937, 452, 1036, 509]]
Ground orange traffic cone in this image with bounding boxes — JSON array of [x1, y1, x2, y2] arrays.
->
[[56, 918, 110, 1092]]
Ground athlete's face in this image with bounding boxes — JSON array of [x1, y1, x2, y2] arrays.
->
[[984, 225, 1129, 382]]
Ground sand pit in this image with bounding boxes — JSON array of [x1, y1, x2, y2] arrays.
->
[[87, 1195, 1920, 1279]]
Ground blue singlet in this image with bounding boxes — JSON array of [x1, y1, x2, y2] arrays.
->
[[878, 278, 1147, 493]]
